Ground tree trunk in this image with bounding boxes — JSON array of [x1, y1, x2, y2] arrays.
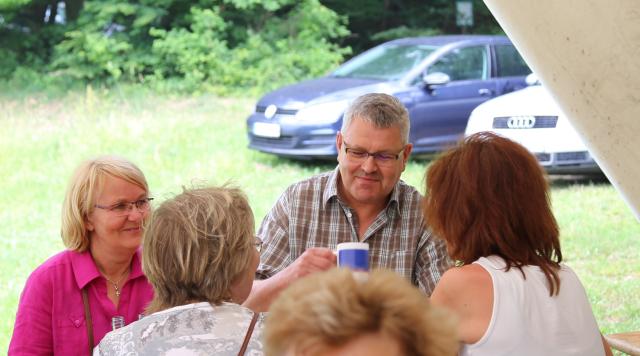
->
[[65, 0, 84, 22]]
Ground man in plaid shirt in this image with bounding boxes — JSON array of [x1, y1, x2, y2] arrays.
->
[[244, 93, 452, 311]]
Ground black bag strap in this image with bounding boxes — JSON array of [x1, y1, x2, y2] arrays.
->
[[238, 312, 259, 356], [82, 288, 94, 355]]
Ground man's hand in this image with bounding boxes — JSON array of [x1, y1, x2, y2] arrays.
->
[[280, 247, 337, 283], [243, 247, 336, 312]]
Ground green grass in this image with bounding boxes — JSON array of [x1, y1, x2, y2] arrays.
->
[[1, 86, 638, 353]]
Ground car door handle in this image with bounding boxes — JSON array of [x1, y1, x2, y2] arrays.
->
[[478, 88, 492, 96]]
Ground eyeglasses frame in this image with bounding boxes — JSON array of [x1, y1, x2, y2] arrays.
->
[[94, 197, 154, 216], [341, 139, 407, 164]]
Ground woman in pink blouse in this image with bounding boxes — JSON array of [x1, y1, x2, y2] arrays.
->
[[9, 156, 154, 355]]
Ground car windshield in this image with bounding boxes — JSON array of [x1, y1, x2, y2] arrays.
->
[[331, 44, 438, 81]]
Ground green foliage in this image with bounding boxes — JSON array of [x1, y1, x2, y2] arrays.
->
[[225, 0, 286, 11], [150, 0, 349, 94], [0, 18, 67, 80], [0, 0, 30, 10], [0, 48, 19, 78], [47, 0, 349, 94], [147, 7, 230, 91], [321, 0, 502, 53], [53, 30, 131, 81], [371, 26, 441, 42], [51, 1, 166, 82], [2, 0, 504, 93]]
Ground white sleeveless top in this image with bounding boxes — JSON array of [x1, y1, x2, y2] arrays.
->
[[460, 255, 604, 356]]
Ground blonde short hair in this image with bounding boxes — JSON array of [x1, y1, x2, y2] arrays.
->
[[61, 156, 148, 252], [143, 185, 255, 313], [264, 269, 458, 356]]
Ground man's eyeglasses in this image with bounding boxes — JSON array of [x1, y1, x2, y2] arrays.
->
[[94, 198, 154, 216], [343, 140, 405, 166], [255, 236, 263, 253]]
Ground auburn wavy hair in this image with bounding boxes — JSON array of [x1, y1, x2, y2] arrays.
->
[[423, 132, 562, 295]]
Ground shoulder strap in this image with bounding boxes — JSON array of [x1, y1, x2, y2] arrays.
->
[[238, 312, 259, 356], [82, 288, 94, 355]]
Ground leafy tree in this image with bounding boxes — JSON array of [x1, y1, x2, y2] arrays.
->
[[50, 0, 349, 94], [51, 1, 167, 81], [321, 0, 502, 54], [0, 0, 502, 92]]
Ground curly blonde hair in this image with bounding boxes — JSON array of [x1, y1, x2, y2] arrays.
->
[[265, 268, 458, 356]]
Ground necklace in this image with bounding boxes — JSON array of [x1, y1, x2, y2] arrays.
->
[[104, 269, 129, 298]]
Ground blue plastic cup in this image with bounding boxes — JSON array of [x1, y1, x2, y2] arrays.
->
[[336, 242, 369, 271]]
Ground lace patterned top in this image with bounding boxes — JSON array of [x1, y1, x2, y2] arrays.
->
[[94, 302, 264, 356]]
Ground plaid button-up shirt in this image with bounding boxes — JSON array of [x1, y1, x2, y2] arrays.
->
[[256, 167, 452, 295]]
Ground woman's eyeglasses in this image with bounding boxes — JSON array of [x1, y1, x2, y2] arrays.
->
[[94, 198, 154, 217]]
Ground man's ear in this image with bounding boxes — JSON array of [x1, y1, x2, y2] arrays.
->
[[401, 143, 413, 171], [336, 132, 344, 164], [403, 143, 413, 163]]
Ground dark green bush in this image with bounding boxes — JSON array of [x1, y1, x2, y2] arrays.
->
[[47, 0, 349, 95], [1, 0, 502, 94]]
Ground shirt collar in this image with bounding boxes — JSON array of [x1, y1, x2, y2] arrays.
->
[[322, 166, 341, 205], [323, 166, 402, 214], [70, 250, 101, 290], [71, 248, 144, 290]]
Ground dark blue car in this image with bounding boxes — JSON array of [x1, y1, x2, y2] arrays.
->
[[247, 35, 530, 159]]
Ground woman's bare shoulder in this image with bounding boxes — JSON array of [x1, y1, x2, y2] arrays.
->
[[431, 264, 492, 305], [431, 263, 494, 344]]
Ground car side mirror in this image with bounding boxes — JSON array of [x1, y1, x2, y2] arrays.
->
[[422, 72, 451, 89], [525, 73, 541, 86]]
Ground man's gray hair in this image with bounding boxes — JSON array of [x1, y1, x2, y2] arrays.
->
[[341, 93, 410, 144]]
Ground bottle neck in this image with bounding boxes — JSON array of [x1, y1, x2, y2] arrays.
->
[[111, 315, 125, 330]]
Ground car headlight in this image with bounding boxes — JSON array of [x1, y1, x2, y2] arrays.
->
[[294, 100, 350, 124]]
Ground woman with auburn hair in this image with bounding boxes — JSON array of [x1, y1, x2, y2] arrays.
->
[[95, 185, 263, 355], [424, 132, 612, 356], [264, 268, 458, 356], [9, 156, 154, 355]]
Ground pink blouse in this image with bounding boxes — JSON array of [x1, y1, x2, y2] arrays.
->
[[9, 249, 154, 355]]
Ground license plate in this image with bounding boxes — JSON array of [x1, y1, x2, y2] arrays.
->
[[253, 122, 281, 138]]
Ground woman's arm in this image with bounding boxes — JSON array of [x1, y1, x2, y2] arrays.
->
[[9, 269, 54, 355]]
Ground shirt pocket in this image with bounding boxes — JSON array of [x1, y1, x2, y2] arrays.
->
[[369, 249, 415, 281], [55, 313, 88, 353], [57, 313, 86, 329]]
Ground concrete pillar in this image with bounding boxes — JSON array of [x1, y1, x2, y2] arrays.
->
[[483, 0, 640, 220]]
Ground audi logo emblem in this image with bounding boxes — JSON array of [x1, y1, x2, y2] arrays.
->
[[507, 116, 536, 129]]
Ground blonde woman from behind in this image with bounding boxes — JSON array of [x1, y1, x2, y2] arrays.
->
[[264, 268, 457, 356], [95, 186, 263, 355]]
